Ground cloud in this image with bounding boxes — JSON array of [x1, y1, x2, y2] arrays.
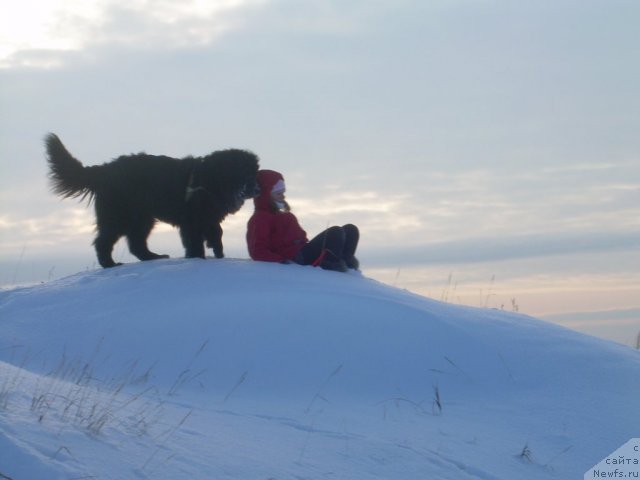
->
[[362, 230, 640, 268], [0, 0, 265, 68], [0, 208, 95, 252], [281, 161, 640, 254]]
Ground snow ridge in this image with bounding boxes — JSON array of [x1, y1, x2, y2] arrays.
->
[[0, 259, 638, 479]]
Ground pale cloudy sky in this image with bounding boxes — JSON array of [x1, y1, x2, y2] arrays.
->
[[0, 0, 638, 345]]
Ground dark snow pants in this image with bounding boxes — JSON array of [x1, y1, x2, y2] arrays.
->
[[296, 224, 359, 265]]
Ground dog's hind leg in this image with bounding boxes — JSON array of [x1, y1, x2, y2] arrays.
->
[[94, 197, 124, 268], [94, 229, 122, 268], [126, 217, 169, 261]]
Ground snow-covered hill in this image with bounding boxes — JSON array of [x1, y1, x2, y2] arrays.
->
[[0, 259, 638, 479]]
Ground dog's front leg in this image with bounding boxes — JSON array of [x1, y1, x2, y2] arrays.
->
[[180, 224, 206, 259], [183, 189, 210, 259], [205, 223, 224, 258]]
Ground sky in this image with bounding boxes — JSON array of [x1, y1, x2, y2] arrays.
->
[[0, 0, 638, 345]]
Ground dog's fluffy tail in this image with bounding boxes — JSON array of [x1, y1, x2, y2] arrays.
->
[[45, 133, 95, 201]]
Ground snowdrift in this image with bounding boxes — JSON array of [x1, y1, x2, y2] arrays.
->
[[0, 259, 638, 479]]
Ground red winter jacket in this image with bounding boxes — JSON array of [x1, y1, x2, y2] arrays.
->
[[246, 170, 308, 262]]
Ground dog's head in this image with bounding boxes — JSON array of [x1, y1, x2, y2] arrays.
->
[[198, 149, 260, 213]]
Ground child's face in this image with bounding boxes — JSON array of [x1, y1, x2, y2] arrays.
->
[[271, 189, 286, 203]]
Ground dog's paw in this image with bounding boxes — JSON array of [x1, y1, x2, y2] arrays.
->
[[103, 262, 123, 268]]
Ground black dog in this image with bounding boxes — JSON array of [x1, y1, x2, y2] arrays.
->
[[45, 133, 260, 268]]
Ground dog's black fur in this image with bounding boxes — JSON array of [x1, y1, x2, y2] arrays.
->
[[45, 133, 260, 268]]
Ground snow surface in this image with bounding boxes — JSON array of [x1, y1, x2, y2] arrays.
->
[[0, 258, 638, 479]]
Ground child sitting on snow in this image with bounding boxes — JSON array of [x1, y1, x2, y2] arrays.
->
[[246, 170, 360, 273]]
